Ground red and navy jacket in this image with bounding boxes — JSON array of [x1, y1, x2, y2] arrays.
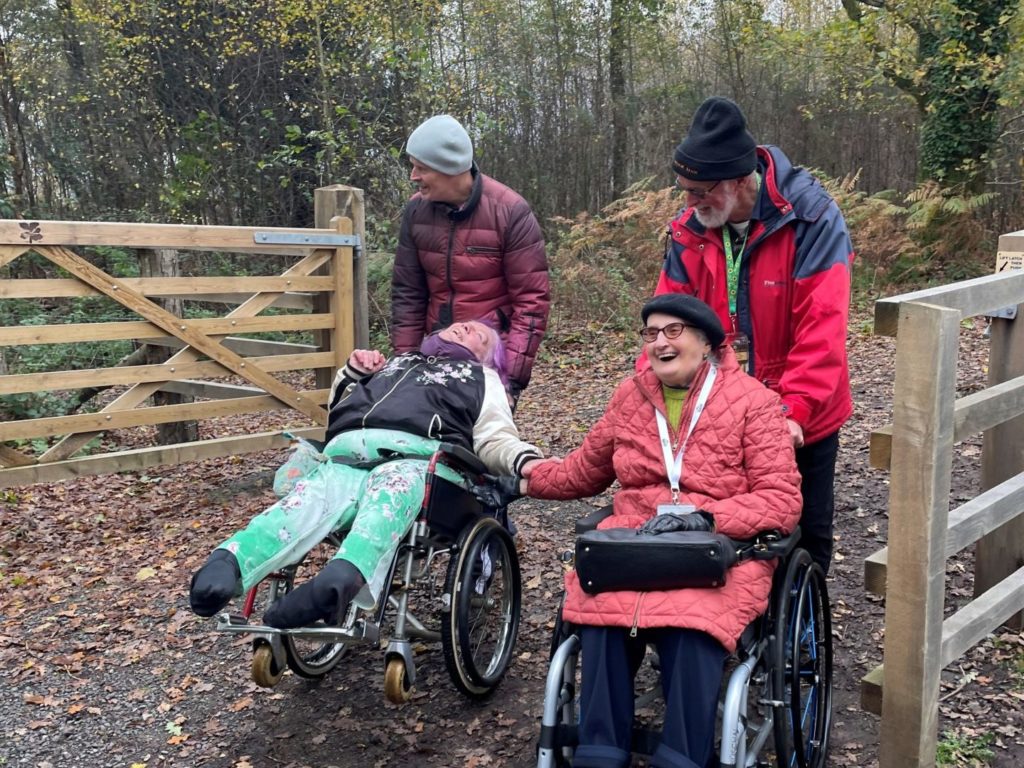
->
[[652, 145, 853, 445]]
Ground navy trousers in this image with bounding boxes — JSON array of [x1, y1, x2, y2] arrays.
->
[[573, 626, 728, 768], [795, 430, 840, 574]]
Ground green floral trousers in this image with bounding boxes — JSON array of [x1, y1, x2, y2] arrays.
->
[[218, 429, 464, 605]]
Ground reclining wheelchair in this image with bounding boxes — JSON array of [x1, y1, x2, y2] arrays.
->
[[213, 442, 522, 704], [536, 509, 833, 768]]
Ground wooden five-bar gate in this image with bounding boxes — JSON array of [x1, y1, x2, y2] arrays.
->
[[0, 185, 368, 488]]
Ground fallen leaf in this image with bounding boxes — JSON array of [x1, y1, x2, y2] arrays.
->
[[229, 696, 254, 713], [135, 567, 158, 581]]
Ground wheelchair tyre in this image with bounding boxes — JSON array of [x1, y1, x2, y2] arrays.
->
[[384, 657, 414, 704], [278, 538, 349, 679], [251, 643, 284, 688], [441, 516, 522, 698], [771, 549, 833, 768]]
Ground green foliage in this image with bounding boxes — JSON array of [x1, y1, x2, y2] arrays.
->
[[365, 249, 396, 353], [838, 0, 1018, 188], [545, 178, 683, 335], [936, 729, 995, 766]]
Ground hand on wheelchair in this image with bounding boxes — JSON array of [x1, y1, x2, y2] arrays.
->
[[472, 474, 522, 509], [638, 510, 714, 535]]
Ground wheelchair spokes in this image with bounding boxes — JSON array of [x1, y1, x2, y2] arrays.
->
[[442, 517, 522, 697], [772, 550, 832, 768]]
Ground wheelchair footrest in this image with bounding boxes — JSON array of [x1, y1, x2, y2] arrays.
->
[[213, 615, 379, 645]]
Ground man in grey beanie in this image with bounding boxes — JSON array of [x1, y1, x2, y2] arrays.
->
[[648, 96, 855, 574], [391, 115, 550, 405]]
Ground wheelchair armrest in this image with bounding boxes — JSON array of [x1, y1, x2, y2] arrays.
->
[[574, 505, 615, 535], [437, 442, 489, 477], [740, 527, 801, 561]]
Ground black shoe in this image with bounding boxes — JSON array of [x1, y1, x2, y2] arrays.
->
[[189, 549, 241, 617], [263, 559, 366, 629]]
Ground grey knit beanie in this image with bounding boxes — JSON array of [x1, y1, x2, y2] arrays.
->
[[406, 115, 473, 175]]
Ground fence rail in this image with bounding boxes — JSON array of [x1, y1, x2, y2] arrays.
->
[[0, 185, 368, 487], [861, 228, 1024, 767]]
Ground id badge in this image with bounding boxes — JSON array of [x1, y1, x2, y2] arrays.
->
[[732, 332, 750, 372], [657, 503, 695, 516]]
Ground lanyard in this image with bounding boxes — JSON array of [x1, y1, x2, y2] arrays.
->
[[722, 226, 748, 316], [722, 173, 761, 314], [655, 366, 717, 503]]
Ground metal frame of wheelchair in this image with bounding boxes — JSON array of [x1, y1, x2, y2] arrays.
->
[[536, 527, 833, 768], [212, 443, 522, 704]]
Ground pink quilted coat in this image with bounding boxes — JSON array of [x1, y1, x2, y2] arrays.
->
[[527, 347, 801, 652]]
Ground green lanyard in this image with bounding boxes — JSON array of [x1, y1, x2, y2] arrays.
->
[[721, 173, 761, 315], [722, 226, 749, 316]]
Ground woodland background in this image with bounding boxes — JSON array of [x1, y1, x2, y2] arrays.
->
[[2, 0, 1024, 417], [2, 3, 1024, 766]]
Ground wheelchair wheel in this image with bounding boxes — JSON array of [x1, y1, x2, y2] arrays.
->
[[441, 516, 522, 698], [278, 537, 349, 679], [771, 549, 833, 768]]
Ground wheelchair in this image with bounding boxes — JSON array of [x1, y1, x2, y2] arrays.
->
[[536, 510, 832, 768], [212, 442, 522, 704]]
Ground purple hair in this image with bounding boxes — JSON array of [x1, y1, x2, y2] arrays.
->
[[420, 319, 509, 388], [476, 321, 509, 387]]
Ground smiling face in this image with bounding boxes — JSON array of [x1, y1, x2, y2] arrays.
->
[[438, 321, 495, 361], [644, 311, 711, 387], [410, 159, 473, 205], [679, 178, 740, 230]]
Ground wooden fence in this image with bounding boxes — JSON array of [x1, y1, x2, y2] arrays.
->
[[0, 185, 368, 488], [860, 228, 1024, 767]]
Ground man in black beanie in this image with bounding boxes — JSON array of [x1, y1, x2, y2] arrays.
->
[[648, 95, 854, 573]]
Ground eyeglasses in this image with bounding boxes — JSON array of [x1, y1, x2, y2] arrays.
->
[[639, 322, 689, 343], [675, 178, 721, 200]]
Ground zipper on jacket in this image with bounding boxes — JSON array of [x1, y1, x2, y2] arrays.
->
[[361, 363, 418, 427], [444, 219, 456, 323], [629, 593, 646, 638], [466, 246, 499, 254]]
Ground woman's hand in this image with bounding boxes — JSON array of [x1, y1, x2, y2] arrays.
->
[[348, 349, 387, 374], [520, 456, 561, 478]]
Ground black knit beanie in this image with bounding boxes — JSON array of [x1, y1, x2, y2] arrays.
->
[[672, 97, 757, 181]]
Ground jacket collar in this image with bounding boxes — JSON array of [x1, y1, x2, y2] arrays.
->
[[449, 164, 482, 222]]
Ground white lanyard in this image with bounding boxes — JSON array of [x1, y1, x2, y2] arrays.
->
[[655, 366, 717, 503]]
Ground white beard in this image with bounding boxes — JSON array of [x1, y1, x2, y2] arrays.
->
[[694, 185, 739, 230]]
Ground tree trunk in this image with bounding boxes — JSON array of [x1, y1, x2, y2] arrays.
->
[[139, 248, 199, 445], [609, 0, 628, 199]]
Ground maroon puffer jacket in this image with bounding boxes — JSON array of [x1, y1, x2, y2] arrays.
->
[[391, 168, 550, 394], [527, 348, 801, 652]]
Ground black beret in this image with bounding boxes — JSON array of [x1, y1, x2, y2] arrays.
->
[[641, 294, 726, 349]]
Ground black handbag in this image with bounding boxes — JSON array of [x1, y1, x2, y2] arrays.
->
[[574, 528, 738, 595]]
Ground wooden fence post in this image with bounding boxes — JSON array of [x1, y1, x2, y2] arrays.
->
[[879, 301, 959, 768], [977, 231, 1024, 628], [314, 185, 368, 389]]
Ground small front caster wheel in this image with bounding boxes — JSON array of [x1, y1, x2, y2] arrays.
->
[[251, 643, 284, 688], [384, 657, 413, 704]]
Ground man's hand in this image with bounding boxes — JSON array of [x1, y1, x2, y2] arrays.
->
[[786, 418, 804, 449], [638, 511, 714, 535], [348, 349, 387, 375]]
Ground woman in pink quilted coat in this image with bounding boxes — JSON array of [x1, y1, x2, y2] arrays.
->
[[523, 294, 802, 768]]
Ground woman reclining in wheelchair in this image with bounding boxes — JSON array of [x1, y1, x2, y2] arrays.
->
[[188, 319, 542, 629], [522, 295, 802, 768]]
